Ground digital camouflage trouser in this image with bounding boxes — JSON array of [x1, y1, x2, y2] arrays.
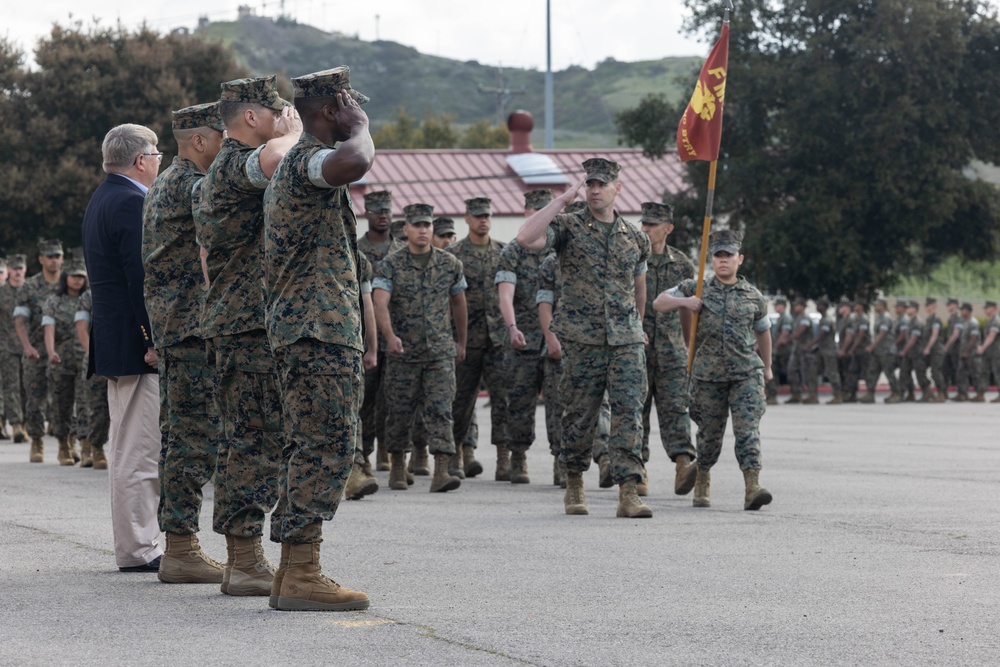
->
[[642, 352, 694, 462], [690, 372, 766, 471], [808, 351, 841, 394], [558, 341, 645, 485], [212, 330, 282, 539], [846, 350, 871, 394], [271, 339, 362, 544], [384, 357, 457, 456], [22, 354, 51, 438], [157, 337, 220, 535], [1, 351, 24, 426], [48, 364, 82, 440], [453, 343, 508, 451], [956, 355, 984, 397], [866, 351, 899, 396], [505, 349, 545, 454], [76, 357, 109, 447], [359, 350, 388, 458], [913, 350, 946, 391]]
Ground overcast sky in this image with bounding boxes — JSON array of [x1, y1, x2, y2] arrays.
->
[[5, 0, 715, 70]]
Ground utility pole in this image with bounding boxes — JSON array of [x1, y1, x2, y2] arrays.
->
[[545, 0, 554, 148], [375, 14, 380, 40], [478, 67, 526, 126]]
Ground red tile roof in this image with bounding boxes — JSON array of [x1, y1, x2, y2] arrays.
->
[[349, 148, 688, 218]]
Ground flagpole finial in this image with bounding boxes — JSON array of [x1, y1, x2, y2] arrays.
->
[[724, 0, 733, 22]]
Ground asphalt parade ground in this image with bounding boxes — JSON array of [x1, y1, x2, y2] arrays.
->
[[1, 395, 997, 666]]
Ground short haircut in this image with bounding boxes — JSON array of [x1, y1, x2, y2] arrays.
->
[[102, 124, 158, 174], [294, 95, 336, 117], [219, 100, 263, 128]]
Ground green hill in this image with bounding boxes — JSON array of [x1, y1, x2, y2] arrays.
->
[[196, 16, 700, 146]]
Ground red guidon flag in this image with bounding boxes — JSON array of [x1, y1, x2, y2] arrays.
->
[[676, 23, 730, 162]]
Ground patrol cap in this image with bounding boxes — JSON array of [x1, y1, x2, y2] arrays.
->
[[925, 297, 937, 306], [582, 157, 620, 183], [390, 219, 407, 241], [65, 248, 87, 276], [638, 202, 673, 225], [364, 190, 392, 213], [172, 102, 225, 131], [291, 66, 369, 104], [875, 298, 888, 307], [433, 217, 456, 236], [960, 302, 973, 312], [465, 197, 492, 216], [985, 300, 998, 309], [563, 200, 587, 215], [793, 297, 807, 308], [774, 297, 787, 306], [38, 239, 63, 256], [7, 254, 26, 269], [906, 300, 919, 309], [219, 75, 289, 111], [816, 297, 830, 308], [523, 189, 553, 211], [946, 297, 959, 306], [708, 229, 742, 255], [403, 203, 434, 225]]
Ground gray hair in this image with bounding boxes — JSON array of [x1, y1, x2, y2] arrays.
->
[[102, 124, 158, 174]]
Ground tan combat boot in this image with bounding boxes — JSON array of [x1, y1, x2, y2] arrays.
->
[[225, 536, 274, 596], [449, 447, 465, 479], [79, 438, 93, 468], [268, 542, 291, 609], [692, 467, 711, 508], [884, 392, 902, 404], [859, 391, 875, 404], [494, 445, 510, 481], [57, 438, 75, 466], [158, 532, 225, 584], [221, 535, 235, 594], [564, 472, 588, 515], [970, 393, 986, 403], [376, 441, 390, 471], [275, 543, 369, 611], [13, 424, 27, 443], [409, 446, 430, 476], [674, 454, 697, 495], [743, 469, 773, 511], [91, 444, 108, 470], [803, 392, 819, 405], [616, 479, 653, 518], [70, 440, 80, 463], [785, 390, 802, 405], [389, 452, 409, 491], [430, 453, 461, 493], [464, 445, 483, 478], [509, 450, 529, 484], [344, 460, 379, 500], [596, 454, 613, 488], [636, 467, 648, 497], [934, 390, 947, 403], [29, 437, 44, 463]]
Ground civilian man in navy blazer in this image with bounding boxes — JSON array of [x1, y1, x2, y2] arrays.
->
[[82, 123, 164, 573]]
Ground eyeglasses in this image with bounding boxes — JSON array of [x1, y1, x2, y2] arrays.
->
[[142, 152, 164, 162]]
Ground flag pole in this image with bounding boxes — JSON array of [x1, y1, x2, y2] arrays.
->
[[686, 0, 732, 374]]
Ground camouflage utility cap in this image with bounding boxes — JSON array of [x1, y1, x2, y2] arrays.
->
[[638, 201, 673, 225], [793, 297, 807, 308], [523, 189, 553, 210], [404, 203, 434, 224], [364, 190, 392, 213], [465, 197, 492, 216], [219, 75, 288, 110], [390, 219, 406, 241], [292, 66, 369, 104], [774, 297, 787, 306], [433, 217, 455, 236], [925, 297, 937, 306], [961, 302, 973, 312], [8, 254, 26, 269], [563, 200, 587, 215], [875, 298, 888, 307], [38, 239, 63, 256], [582, 157, 621, 183], [947, 297, 959, 306], [172, 102, 225, 131], [985, 300, 997, 309], [708, 229, 742, 255], [65, 248, 87, 276], [816, 297, 830, 308]]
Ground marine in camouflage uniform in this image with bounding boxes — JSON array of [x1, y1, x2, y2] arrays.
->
[[516, 158, 652, 518], [835, 301, 854, 401], [954, 303, 983, 401], [916, 298, 947, 401], [659, 229, 773, 511], [808, 299, 842, 404], [784, 299, 813, 403], [975, 301, 1000, 403], [0, 254, 28, 441], [767, 297, 793, 404], [494, 188, 556, 485], [638, 202, 696, 494], [357, 190, 404, 471], [449, 197, 508, 480], [41, 255, 88, 464], [864, 299, 900, 403], [898, 302, 926, 400], [942, 298, 962, 390], [845, 303, 871, 400], [14, 239, 63, 460], [194, 76, 295, 594], [894, 301, 915, 400], [373, 203, 468, 493], [262, 67, 374, 611], [142, 103, 227, 582]]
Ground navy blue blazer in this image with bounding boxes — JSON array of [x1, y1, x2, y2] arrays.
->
[[82, 173, 156, 377]]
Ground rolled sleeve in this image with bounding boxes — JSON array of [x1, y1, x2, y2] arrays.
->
[[753, 315, 771, 333], [245, 145, 269, 189], [74, 310, 91, 323], [41, 315, 56, 327], [372, 277, 393, 293], [360, 280, 372, 295], [536, 289, 555, 305], [13, 305, 30, 319], [450, 275, 468, 296], [307, 149, 336, 189], [495, 270, 517, 285], [633, 260, 648, 278]]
